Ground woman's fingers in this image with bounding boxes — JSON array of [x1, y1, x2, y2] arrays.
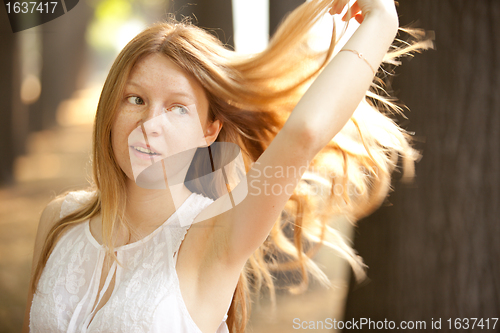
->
[[341, 1, 362, 21], [330, 0, 364, 23], [329, 0, 349, 15]]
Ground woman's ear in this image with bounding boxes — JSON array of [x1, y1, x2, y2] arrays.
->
[[203, 119, 223, 146]]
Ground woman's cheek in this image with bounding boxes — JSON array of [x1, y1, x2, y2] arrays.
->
[[169, 127, 202, 155], [111, 116, 135, 176]]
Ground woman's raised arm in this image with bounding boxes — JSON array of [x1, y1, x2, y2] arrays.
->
[[213, 0, 400, 268], [285, 0, 399, 151]]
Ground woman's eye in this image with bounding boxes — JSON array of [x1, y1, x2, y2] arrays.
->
[[127, 96, 144, 105], [169, 105, 189, 115]]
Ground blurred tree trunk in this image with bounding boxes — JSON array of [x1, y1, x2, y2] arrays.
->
[[31, 1, 93, 131], [343, 1, 500, 330], [0, 9, 18, 184], [0, 2, 92, 184], [269, 0, 303, 37], [170, 0, 308, 50]]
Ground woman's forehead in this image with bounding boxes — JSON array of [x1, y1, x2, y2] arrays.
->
[[126, 54, 209, 116], [128, 55, 198, 92]]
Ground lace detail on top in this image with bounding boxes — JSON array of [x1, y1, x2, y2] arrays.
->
[[30, 191, 231, 333]]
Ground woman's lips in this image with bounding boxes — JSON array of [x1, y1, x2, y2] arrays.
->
[[129, 142, 163, 161]]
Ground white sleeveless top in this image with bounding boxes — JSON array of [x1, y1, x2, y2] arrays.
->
[[30, 190, 232, 333]]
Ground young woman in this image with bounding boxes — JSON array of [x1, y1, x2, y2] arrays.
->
[[22, 0, 431, 332]]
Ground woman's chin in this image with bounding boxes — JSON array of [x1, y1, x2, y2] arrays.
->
[[133, 160, 170, 189]]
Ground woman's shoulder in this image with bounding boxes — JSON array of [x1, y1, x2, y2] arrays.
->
[[34, 189, 94, 250], [190, 192, 215, 207], [39, 196, 66, 229], [59, 189, 97, 219], [35, 189, 95, 240], [188, 192, 215, 217], [188, 192, 220, 226]]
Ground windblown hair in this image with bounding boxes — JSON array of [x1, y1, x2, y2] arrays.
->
[[31, 0, 433, 332]]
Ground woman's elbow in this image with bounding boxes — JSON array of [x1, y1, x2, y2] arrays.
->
[[285, 122, 324, 155]]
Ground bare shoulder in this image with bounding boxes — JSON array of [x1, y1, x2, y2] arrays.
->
[[35, 189, 95, 247], [30, 196, 66, 271], [37, 196, 65, 239]]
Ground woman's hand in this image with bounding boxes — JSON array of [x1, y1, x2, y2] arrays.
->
[[329, 0, 398, 24]]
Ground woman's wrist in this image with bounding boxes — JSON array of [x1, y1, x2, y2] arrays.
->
[[362, 7, 399, 31], [337, 4, 400, 76], [358, 9, 399, 42]]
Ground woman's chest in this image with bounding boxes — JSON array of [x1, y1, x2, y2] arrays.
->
[[30, 223, 190, 333]]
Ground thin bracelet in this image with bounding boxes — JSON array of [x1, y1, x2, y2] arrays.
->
[[338, 49, 377, 76]]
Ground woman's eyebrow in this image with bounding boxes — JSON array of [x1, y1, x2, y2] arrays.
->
[[125, 81, 142, 88], [169, 91, 196, 100], [125, 81, 196, 100]]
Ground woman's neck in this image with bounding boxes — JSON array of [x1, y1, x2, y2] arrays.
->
[[124, 179, 193, 230]]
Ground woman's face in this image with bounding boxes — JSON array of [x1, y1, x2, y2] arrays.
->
[[111, 53, 221, 186]]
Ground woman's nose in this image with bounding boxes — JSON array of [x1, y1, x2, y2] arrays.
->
[[141, 105, 168, 137]]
